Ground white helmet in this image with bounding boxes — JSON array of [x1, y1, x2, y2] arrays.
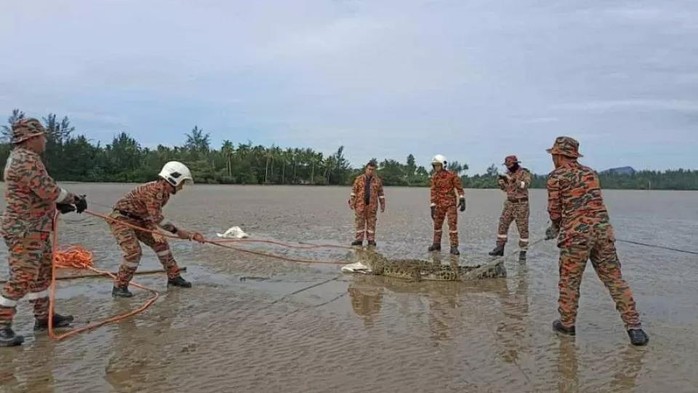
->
[[158, 161, 194, 187], [432, 154, 447, 166]]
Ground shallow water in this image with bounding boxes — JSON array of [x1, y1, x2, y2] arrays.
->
[[0, 184, 696, 392]]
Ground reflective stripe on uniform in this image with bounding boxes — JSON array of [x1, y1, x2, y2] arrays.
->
[[56, 188, 69, 203], [121, 260, 139, 268], [156, 250, 171, 257], [26, 290, 48, 300], [0, 295, 18, 307], [520, 238, 529, 242]]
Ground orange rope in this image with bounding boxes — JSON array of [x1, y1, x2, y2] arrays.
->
[[48, 211, 160, 341], [83, 209, 351, 265], [46, 208, 353, 341]]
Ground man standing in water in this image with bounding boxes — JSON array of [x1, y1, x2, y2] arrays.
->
[[545, 136, 649, 346], [110, 161, 205, 298], [349, 159, 385, 247], [428, 154, 466, 255], [0, 118, 87, 347], [488, 155, 532, 262]]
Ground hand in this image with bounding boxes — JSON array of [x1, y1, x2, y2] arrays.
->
[[430, 205, 436, 220], [545, 225, 559, 240], [348, 199, 353, 210], [56, 203, 75, 214], [380, 205, 385, 213], [74, 194, 87, 214], [152, 232, 166, 243], [458, 197, 466, 212], [191, 232, 205, 243]]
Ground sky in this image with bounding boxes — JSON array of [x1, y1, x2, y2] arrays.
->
[[1, 0, 696, 174]]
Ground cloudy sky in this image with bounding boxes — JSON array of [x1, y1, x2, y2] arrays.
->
[[1, 0, 696, 174]]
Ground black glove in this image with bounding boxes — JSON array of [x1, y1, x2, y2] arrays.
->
[[56, 203, 75, 214], [458, 197, 466, 212], [74, 194, 87, 214], [498, 174, 508, 181], [430, 205, 435, 220]]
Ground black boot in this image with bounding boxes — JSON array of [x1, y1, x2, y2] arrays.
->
[[34, 313, 74, 331], [367, 241, 376, 247], [112, 286, 134, 298], [428, 243, 441, 252], [627, 328, 649, 346], [552, 319, 576, 336], [0, 326, 24, 347], [519, 251, 527, 262], [351, 240, 363, 246], [450, 246, 460, 255], [167, 276, 192, 288], [488, 244, 504, 256]]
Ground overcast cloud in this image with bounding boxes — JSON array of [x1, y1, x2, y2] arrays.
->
[[1, 0, 696, 174]]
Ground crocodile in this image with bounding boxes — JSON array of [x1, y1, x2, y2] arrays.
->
[[342, 249, 506, 282]]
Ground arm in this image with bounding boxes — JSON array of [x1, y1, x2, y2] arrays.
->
[[430, 177, 436, 207], [349, 176, 360, 209], [453, 174, 466, 211], [519, 169, 532, 190], [378, 178, 385, 211], [26, 156, 77, 204], [546, 173, 562, 229]]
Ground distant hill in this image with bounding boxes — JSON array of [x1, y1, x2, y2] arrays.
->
[[601, 166, 636, 175]]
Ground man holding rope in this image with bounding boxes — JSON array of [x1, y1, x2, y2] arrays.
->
[[545, 136, 649, 346], [109, 161, 204, 298], [0, 118, 87, 347]]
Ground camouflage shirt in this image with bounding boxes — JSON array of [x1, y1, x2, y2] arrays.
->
[[113, 180, 177, 232], [1, 147, 76, 235], [350, 174, 385, 211], [499, 167, 532, 200], [546, 161, 612, 247], [430, 169, 465, 207]]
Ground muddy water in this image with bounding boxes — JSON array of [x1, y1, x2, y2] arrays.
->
[[0, 184, 696, 392]]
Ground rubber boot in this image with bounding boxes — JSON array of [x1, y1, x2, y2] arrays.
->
[[34, 313, 74, 331], [0, 326, 24, 347], [428, 244, 441, 252], [488, 244, 504, 256], [450, 246, 460, 255], [552, 319, 576, 336], [112, 286, 134, 298], [519, 251, 527, 262], [351, 240, 362, 246], [367, 241, 376, 247], [627, 329, 649, 346], [167, 276, 192, 288]]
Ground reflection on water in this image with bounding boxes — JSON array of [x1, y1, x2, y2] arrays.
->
[[0, 185, 695, 392]]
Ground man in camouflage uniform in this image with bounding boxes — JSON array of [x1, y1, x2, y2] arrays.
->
[[0, 118, 87, 347], [349, 159, 385, 247], [428, 154, 466, 255], [110, 161, 205, 298], [489, 155, 532, 262], [545, 136, 649, 346]]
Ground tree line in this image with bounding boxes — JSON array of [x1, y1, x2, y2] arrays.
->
[[1, 109, 696, 190]]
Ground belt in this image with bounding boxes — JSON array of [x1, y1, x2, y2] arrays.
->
[[507, 197, 528, 203], [116, 209, 144, 221]]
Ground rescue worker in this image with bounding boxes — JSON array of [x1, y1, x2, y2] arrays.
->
[[0, 118, 87, 347], [489, 155, 532, 262], [348, 159, 385, 246], [109, 161, 205, 298], [544, 136, 649, 346], [428, 154, 466, 255]]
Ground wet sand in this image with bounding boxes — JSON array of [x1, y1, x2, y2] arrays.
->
[[0, 184, 696, 392]]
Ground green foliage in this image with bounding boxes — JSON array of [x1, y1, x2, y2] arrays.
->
[[0, 109, 695, 189]]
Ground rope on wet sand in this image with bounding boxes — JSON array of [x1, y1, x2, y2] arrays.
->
[[615, 239, 698, 256]]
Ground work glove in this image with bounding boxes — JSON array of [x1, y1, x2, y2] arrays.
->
[[56, 203, 75, 214], [74, 195, 87, 214], [545, 225, 559, 240], [430, 205, 436, 220], [458, 197, 466, 212]]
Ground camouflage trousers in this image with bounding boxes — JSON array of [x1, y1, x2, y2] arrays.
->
[[433, 205, 459, 247], [354, 208, 378, 242], [0, 231, 53, 327], [496, 200, 529, 249], [108, 212, 181, 288], [557, 236, 641, 329]]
